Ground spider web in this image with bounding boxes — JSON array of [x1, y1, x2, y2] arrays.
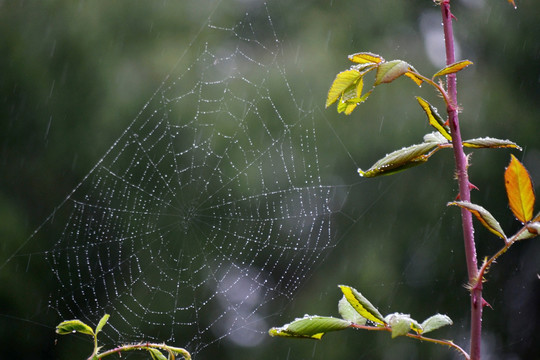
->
[[36, 3, 340, 356]]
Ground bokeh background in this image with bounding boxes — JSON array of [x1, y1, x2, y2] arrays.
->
[[1, 0, 539, 359]]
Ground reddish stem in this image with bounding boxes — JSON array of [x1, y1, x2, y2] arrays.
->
[[439, 2, 482, 359]]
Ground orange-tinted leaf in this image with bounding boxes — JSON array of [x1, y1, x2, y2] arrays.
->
[[326, 69, 361, 108], [505, 154, 535, 223], [433, 60, 473, 78], [348, 52, 384, 64]]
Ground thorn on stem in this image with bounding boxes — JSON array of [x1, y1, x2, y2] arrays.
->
[[482, 298, 493, 309], [469, 182, 479, 192]]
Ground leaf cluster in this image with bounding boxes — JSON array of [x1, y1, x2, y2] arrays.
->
[[325, 52, 520, 178], [56, 315, 191, 360], [269, 285, 453, 342], [325, 52, 424, 115]]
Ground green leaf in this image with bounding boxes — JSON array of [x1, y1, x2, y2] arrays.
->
[[339, 285, 386, 325], [374, 60, 410, 85], [463, 137, 522, 150], [385, 313, 416, 338], [56, 319, 94, 336], [358, 139, 440, 178], [423, 132, 448, 144], [148, 348, 168, 360], [269, 315, 351, 340], [448, 201, 507, 240], [433, 60, 473, 78], [416, 97, 452, 141], [95, 314, 110, 335], [348, 52, 384, 64], [338, 296, 367, 325], [421, 314, 453, 334]]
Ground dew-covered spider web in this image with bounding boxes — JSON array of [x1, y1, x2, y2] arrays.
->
[[22, 2, 347, 357]]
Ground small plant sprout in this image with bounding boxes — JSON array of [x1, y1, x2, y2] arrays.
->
[[269, 1, 536, 359], [56, 314, 191, 360]]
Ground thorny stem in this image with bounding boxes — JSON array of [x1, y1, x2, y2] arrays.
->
[[350, 323, 470, 359], [439, 1, 482, 359]]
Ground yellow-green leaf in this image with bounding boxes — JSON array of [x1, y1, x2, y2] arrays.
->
[[337, 89, 372, 115], [348, 52, 384, 64], [463, 137, 521, 150], [421, 314, 453, 334], [404, 71, 424, 86], [339, 285, 386, 325], [448, 201, 507, 240], [342, 102, 358, 115], [95, 314, 110, 335], [384, 313, 417, 338], [337, 97, 358, 115], [56, 319, 94, 336], [358, 140, 440, 178], [269, 315, 351, 340], [374, 60, 410, 85], [505, 154, 536, 223], [356, 76, 364, 99], [326, 69, 361, 108], [433, 60, 473, 78], [338, 296, 367, 325], [416, 97, 452, 141], [409, 320, 423, 334]]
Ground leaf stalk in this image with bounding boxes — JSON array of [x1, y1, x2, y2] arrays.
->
[[349, 323, 470, 359]]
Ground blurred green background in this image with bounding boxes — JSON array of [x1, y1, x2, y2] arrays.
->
[[1, 0, 539, 359]]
